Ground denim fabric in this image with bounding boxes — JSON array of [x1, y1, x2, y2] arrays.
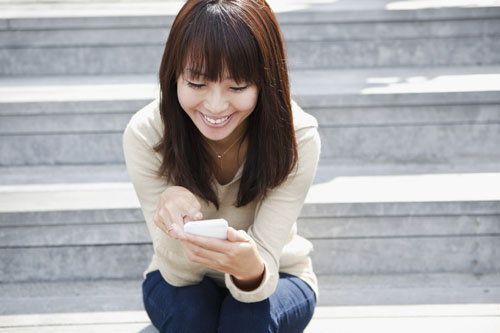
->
[[142, 270, 317, 333]]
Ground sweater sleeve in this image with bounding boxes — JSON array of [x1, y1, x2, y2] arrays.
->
[[224, 125, 321, 302], [122, 103, 206, 285], [122, 110, 167, 249]]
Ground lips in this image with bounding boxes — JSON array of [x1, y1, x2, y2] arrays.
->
[[199, 111, 233, 127]]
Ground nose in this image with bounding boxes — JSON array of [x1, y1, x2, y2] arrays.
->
[[204, 85, 228, 115]]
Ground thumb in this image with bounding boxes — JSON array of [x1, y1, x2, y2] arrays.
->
[[227, 227, 250, 242], [183, 212, 203, 224]]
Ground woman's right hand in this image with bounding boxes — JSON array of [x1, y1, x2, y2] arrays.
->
[[153, 186, 203, 240]]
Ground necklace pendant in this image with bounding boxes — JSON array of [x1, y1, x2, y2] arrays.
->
[[217, 154, 222, 159]]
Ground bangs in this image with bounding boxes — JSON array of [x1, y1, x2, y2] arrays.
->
[[176, 2, 261, 85]]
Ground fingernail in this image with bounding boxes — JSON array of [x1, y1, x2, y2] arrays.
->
[[195, 212, 202, 219]]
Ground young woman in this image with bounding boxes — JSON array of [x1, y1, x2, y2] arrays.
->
[[123, 0, 321, 331]]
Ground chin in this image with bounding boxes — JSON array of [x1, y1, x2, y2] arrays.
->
[[201, 123, 237, 140]]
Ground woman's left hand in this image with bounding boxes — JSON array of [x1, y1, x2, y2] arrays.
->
[[180, 227, 265, 290]]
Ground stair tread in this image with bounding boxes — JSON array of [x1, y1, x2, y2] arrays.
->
[[0, 273, 498, 316], [0, 1, 185, 19], [315, 160, 500, 179], [0, 74, 158, 105], [290, 66, 500, 98], [3, 160, 500, 185], [1, 0, 499, 20], [1, 66, 500, 106], [318, 273, 500, 306], [0, 164, 129, 185], [1, 307, 499, 333], [0, 172, 499, 213], [307, 172, 500, 204], [0, 182, 139, 212]]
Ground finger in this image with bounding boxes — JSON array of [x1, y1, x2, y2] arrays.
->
[[169, 225, 188, 241], [157, 210, 186, 240], [156, 210, 179, 236], [181, 241, 228, 271], [226, 227, 250, 242], [161, 203, 183, 227], [182, 240, 226, 262], [186, 253, 222, 272], [183, 214, 202, 224], [153, 214, 168, 235], [182, 210, 203, 223], [153, 212, 163, 229], [184, 232, 231, 253], [165, 209, 191, 238], [179, 199, 202, 222]]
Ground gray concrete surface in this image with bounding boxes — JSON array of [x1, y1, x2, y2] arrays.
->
[[1, 273, 499, 314], [1, 2, 500, 75], [1, 1, 499, 331], [1, 66, 500, 166], [1, 173, 499, 282]]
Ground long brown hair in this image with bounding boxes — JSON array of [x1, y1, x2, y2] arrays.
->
[[154, 0, 298, 209]]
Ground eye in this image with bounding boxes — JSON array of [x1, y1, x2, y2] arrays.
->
[[230, 86, 247, 92], [187, 81, 205, 89]]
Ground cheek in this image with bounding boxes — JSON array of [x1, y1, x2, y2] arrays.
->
[[177, 84, 198, 111], [235, 90, 259, 113]]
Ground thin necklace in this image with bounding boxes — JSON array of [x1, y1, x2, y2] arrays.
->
[[203, 132, 246, 169]]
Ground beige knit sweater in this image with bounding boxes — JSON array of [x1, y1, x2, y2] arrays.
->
[[123, 98, 320, 303]]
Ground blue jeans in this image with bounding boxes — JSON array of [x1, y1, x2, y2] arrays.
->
[[142, 270, 317, 333]]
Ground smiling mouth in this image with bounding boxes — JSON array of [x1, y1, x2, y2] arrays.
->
[[201, 113, 232, 125]]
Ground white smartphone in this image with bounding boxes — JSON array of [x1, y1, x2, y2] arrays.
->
[[184, 218, 228, 240]]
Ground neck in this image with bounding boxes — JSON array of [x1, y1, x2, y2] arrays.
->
[[205, 122, 248, 153], [202, 123, 249, 171]]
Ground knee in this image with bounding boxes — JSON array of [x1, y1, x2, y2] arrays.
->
[[218, 296, 278, 333], [143, 276, 223, 333], [156, 296, 221, 333]]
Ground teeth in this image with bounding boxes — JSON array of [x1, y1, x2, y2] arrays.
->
[[203, 114, 229, 124]]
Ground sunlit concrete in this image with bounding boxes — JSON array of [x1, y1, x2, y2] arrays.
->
[[1, 304, 499, 332], [307, 172, 500, 203], [1, 172, 499, 212], [0, 75, 158, 103], [1, 0, 500, 19], [0, 182, 139, 212], [387, 0, 500, 10], [362, 74, 500, 95], [2, 67, 500, 103]]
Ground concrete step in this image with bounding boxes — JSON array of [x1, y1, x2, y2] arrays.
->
[[1, 172, 499, 282], [0, 276, 500, 333], [0, 279, 144, 316], [1, 308, 499, 333], [0, 164, 130, 185], [314, 160, 500, 180], [0, 273, 498, 315], [2, 159, 500, 187], [317, 273, 500, 306], [3, 10, 499, 48], [1, 66, 499, 166], [1, 1, 499, 75], [3, 0, 500, 20], [2, 305, 500, 333]]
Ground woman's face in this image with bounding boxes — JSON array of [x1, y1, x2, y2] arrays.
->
[[177, 68, 259, 144]]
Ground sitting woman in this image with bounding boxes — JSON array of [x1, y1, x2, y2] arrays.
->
[[123, 0, 321, 332]]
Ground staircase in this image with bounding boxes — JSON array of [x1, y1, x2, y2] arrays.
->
[[1, 0, 500, 331]]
